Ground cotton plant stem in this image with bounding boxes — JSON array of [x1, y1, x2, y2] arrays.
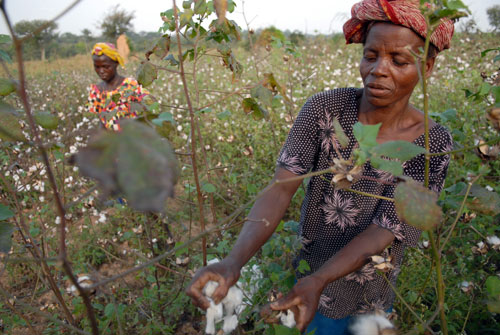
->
[[242, 0, 260, 80], [428, 230, 448, 335], [428, 136, 500, 157], [439, 179, 476, 253], [381, 274, 436, 335], [173, 0, 209, 265], [190, 23, 219, 234], [421, 12, 447, 335], [1, 5, 99, 334]]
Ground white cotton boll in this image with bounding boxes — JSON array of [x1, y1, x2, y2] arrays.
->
[[203, 281, 219, 298], [205, 299, 223, 335], [222, 286, 243, 316], [222, 314, 238, 334], [349, 314, 396, 335], [486, 235, 500, 247], [279, 310, 296, 328]]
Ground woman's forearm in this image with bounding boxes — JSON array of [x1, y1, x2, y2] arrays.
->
[[226, 168, 302, 269], [310, 224, 395, 289]]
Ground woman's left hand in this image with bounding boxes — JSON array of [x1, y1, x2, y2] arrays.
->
[[268, 275, 325, 332]]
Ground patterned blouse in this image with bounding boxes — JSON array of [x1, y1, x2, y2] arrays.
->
[[86, 77, 148, 131], [276, 88, 453, 319]]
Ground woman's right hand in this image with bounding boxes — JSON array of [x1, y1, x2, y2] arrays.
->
[[185, 258, 241, 310]]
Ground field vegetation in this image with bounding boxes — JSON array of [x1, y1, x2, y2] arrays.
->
[[0, 1, 499, 334]]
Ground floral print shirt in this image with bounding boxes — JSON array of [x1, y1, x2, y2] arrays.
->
[[276, 88, 453, 319], [86, 77, 148, 131]]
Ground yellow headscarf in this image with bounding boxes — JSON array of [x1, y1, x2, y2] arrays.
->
[[91, 42, 125, 67]]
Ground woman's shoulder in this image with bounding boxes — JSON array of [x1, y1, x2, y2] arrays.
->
[[429, 122, 453, 152], [307, 87, 359, 105]]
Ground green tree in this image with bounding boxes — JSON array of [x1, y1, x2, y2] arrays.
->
[[13, 19, 58, 60], [487, 5, 500, 32], [99, 5, 135, 41]]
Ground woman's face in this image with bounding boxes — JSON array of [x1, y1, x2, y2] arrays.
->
[[93, 55, 118, 82], [359, 22, 435, 109]]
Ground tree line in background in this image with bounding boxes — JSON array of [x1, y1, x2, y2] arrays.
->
[[2, 4, 500, 61]]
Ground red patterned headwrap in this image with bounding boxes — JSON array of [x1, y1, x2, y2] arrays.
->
[[343, 0, 455, 52]]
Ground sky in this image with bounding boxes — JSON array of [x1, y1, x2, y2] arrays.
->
[[0, 0, 498, 36]]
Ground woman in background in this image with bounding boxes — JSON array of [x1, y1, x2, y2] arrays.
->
[[87, 42, 148, 131]]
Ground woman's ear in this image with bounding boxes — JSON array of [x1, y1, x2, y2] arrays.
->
[[425, 56, 436, 78]]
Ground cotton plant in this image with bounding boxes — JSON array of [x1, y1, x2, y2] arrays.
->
[[349, 310, 397, 335]]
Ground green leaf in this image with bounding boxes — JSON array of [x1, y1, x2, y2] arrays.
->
[[0, 50, 12, 63], [485, 276, 500, 297], [104, 303, 115, 318], [174, 241, 188, 257], [0, 222, 13, 253], [202, 183, 216, 193], [332, 117, 349, 149], [370, 141, 426, 161], [216, 110, 231, 120], [353, 122, 381, 151], [194, 0, 207, 15], [0, 102, 25, 142], [0, 78, 16, 96], [446, 0, 469, 11], [394, 178, 443, 231], [0, 204, 14, 220], [297, 259, 310, 274], [465, 185, 500, 216], [370, 157, 403, 176], [182, 0, 193, 9], [251, 85, 273, 107], [492, 86, 500, 104], [34, 111, 59, 130], [478, 82, 492, 96], [137, 61, 158, 88], [152, 112, 175, 126], [273, 324, 300, 335], [0, 35, 11, 44], [164, 54, 179, 66], [242, 98, 268, 120], [73, 120, 179, 213]]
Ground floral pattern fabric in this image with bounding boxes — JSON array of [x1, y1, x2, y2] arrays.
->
[[86, 77, 148, 131], [276, 88, 452, 319]]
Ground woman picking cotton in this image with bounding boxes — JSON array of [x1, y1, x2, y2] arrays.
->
[[187, 1, 455, 334], [87, 42, 149, 131]]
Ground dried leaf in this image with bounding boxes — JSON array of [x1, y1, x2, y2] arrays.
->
[[73, 120, 179, 213], [137, 61, 158, 87], [465, 185, 500, 216], [242, 97, 268, 120], [394, 178, 442, 231], [213, 0, 227, 23]]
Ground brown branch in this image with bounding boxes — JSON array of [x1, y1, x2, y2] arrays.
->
[[1, 5, 99, 334], [172, 0, 208, 266]]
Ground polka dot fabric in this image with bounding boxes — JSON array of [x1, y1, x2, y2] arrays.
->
[[276, 88, 452, 319]]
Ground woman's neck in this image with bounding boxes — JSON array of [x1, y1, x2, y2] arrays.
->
[[357, 91, 413, 131], [100, 75, 125, 92]]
